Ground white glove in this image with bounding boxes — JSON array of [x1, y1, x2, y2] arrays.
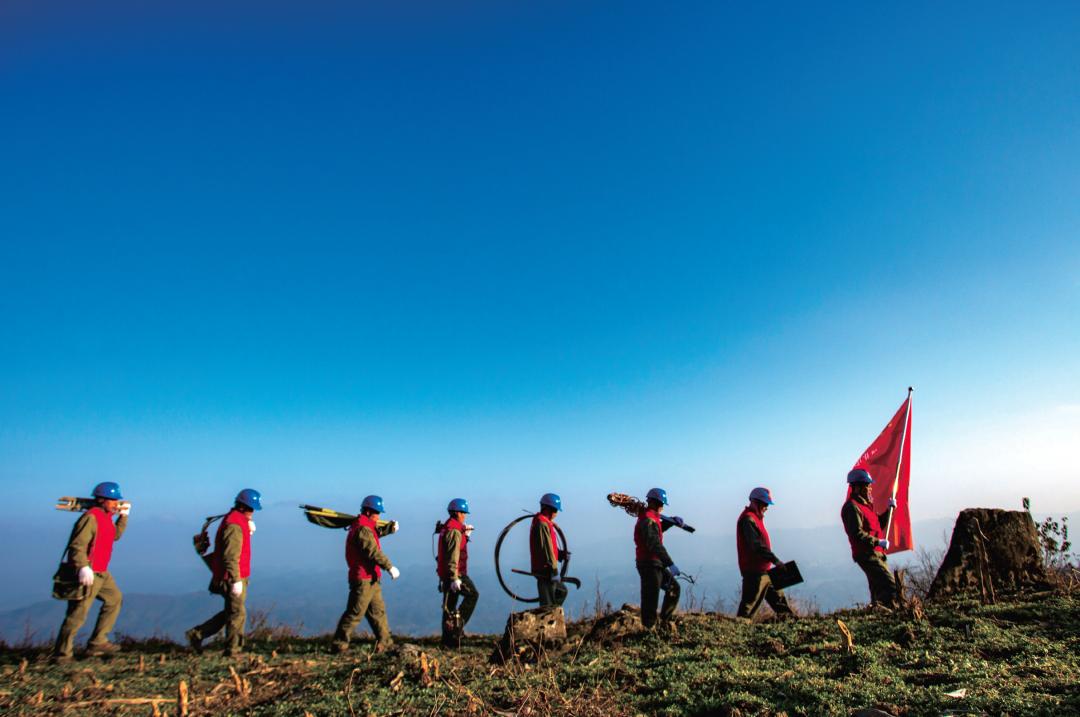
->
[[388, 566, 401, 580], [389, 521, 399, 534], [464, 524, 475, 537], [450, 578, 462, 592], [230, 581, 244, 597], [119, 504, 131, 517], [877, 539, 890, 550], [249, 521, 257, 534], [887, 498, 897, 509], [78, 566, 95, 587]]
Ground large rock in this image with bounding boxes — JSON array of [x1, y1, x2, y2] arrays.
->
[[928, 509, 1054, 600], [490, 607, 567, 663], [585, 604, 644, 643]]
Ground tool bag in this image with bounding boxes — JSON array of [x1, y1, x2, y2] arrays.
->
[[51, 548, 88, 602], [193, 514, 229, 595], [768, 560, 804, 591]]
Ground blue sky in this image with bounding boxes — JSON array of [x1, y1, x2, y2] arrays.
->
[[2, 0, 1079, 551]]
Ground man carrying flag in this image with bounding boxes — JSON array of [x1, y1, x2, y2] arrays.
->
[[842, 388, 913, 609], [842, 470, 900, 608]]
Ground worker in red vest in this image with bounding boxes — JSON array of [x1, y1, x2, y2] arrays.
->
[[332, 494, 400, 653], [437, 498, 479, 648], [51, 482, 130, 663], [530, 493, 568, 607], [735, 487, 794, 619], [635, 487, 681, 629], [186, 488, 261, 657], [842, 469, 900, 608]]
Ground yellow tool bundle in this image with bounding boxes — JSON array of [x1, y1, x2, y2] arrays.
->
[[55, 496, 132, 514], [300, 504, 392, 531]]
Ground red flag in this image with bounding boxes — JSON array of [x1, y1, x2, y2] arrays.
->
[[852, 390, 913, 554]]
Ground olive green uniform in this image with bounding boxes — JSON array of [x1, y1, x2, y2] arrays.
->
[[188, 522, 248, 653], [333, 522, 395, 650], [53, 512, 128, 658], [530, 517, 567, 607], [842, 497, 900, 607], [635, 517, 679, 627], [439, 527, 479, 642], [735, 514, 793, 618]]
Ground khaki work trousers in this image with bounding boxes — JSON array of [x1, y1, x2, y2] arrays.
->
[[736, 571, 794, 619], [637, 563, 680, 628], [441, 575, 480, 641], [53, 571, 123, 657], [856, 552, 899, 607], [536, 577, 568, 608], [333, 579, 392, 649], [190, 579, 248, 652]]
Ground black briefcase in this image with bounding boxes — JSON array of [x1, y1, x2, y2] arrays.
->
[[768, 561, 804, 591]]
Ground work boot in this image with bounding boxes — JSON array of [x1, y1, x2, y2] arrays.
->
[[50, 654, 74, 666], [85, 642, 121, 657], [185, 629, 203, 655], [331, 641, 349, 654]]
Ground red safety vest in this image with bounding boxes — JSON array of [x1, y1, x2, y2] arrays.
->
[[211, 509, 252, 582], [844, 499, 886, 560], [436, 517, 469, 578], [347, 514, 383, 581], [86, 507, 116, 573], [634, 510, 664, 563], [736, 506, 774, 574], [530, 513, 559, 573]]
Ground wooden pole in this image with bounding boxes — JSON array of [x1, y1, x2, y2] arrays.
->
[[883, 387, 913, 542]]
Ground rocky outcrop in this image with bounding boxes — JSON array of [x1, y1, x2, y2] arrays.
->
[[929, 509, 1054, 600]]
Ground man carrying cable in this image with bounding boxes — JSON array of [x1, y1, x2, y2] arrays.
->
[[437, 498, 479, 648], [530, 493, 568, 608], [635, 487, 681, 629], [52, 482, 130, 663]]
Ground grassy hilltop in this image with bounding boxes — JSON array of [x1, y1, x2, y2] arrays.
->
[[1, 591, 1077, 716]]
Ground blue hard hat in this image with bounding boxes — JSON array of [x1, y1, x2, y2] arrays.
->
[[539, 493, 562, 511], [646, 487, 669, 506], [749, 487, 774, 505], [847, 469, 874, 485], [235, 488, 263, 511], [362, 495, 385, 513], [447, 498, 470, 514], [92, 482, 123, 501]]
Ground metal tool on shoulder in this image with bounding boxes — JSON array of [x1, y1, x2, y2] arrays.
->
[[56, 496, 132, 514], [606, 492, 696, 532]]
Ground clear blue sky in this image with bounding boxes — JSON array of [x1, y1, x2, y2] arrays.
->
[[2, 1, 1078, 540]]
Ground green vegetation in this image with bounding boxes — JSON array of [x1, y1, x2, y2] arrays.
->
[[2, 591, 1078, 716]]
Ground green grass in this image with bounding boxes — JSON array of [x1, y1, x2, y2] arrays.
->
[[2, 591, 1077, 716]]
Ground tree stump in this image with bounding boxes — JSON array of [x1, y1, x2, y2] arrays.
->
[[490, 607, 567, 663], [928, 509, 1054, 601]]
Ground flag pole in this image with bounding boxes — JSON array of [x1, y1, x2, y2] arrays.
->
[[883, 386, 913, 542]]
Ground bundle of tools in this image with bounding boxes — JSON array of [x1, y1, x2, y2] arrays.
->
[[55, 496, 132, 514], [299, 504, 393, 531], [606, 493, 696, 532]]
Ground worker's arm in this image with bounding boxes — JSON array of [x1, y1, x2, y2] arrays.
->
[[355, 526, 394, 571], [737, 515, 779, 564], [841, 501, 878, 552], [113, 513, 128, 541], [530, 520, 558, 575], [65, 513, 96, 570], [221, 523, 244, 581], [442, 529, 462, 581], [642, 519, 674, 567]]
